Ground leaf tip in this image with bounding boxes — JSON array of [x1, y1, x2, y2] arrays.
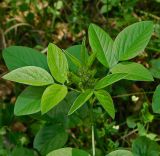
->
[[2, 74, 8, 80], [67, 110, 73, 116]]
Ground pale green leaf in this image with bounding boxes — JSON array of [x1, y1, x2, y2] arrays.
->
[[88, 23, 117, 68], [3, 46, 49, 71], [87, 52, 96, 68], [113, 21, 153, 61], [47, 148, 90, 156], [41, 84, 68, 114], [95, 73, 127, 90], [94, 90, 115, 119], [14, 86, 45, 116], [152, 85, 160, 114], [48, 43, 68, 83], [81, 37, 88, 65], [111, 62, 154, 81], [106, 150, 133, 156], [68, 90, 93, 115], [2, 66, 54, 86]]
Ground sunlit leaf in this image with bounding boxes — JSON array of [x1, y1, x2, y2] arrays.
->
[[41, 84, 68, 114], [48, 43, 68, 83], [88, 23, 117, 68], [106, 150, 133, 156], [113, 21, 153, 61], [47, 148, 90, 156], [111, 62, 153, 81], [68, 90, 93, 115], [94, 90, 115, 119], [95, 73, 127, 89], [2, 66, 54, 86]]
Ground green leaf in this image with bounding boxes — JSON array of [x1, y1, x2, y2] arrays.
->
[[33, 124, 68, 156], [65, 51, 81, 69], [47, 91, 79, 124], [126, 116, 137, 129], [48, 43, 68, 83], [95, 73, 127, 90], [152, 85, 160, 114], [132, 136, 160, 156], [68, 90, 93, 115], [41, 84, 68, 114], [81, 37, 88, 65], [2, 66, 54, 86], [94, 90, 115, 119], [14, 86, 45, 116], [149, 58, 160, 79], [12, 147, 35, 156], [3, 46, 49, 71], [87, 52, 96, 68], [113, 21, 153, 61], [88, 23, 117, 68], [111, 62, 154, 81], [47, 148, 90, 156], [66, 45, 88, 72], [141, 102, 154, 123], [106, 150, 133, 156]]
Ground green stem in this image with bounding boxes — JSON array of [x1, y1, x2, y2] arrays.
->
[[92, 125, 95, 156], [89, 98, 96, 156]]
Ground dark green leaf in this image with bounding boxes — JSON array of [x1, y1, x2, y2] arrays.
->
[[12, 147, 35, 156], [132, 136, 160, 156], [33, 124, 68, 155], [47, 91, 78, 124], [149, 59, 160, 79], [152, 85, 160, 114], [3, 46, 49, 71], [14, 86, 45, 116]]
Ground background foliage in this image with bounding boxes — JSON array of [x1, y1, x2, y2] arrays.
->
[[0, 0, 160, 156]]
